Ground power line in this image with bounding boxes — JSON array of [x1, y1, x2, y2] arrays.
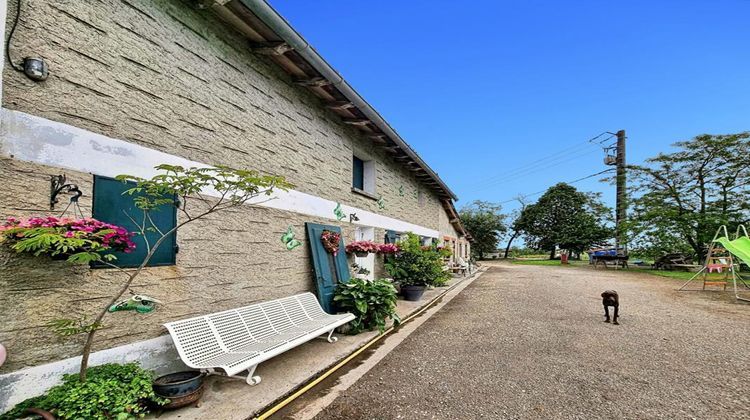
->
[[466, 148, 601, 192], [496, 168, 615, 205], [467, 131, 617, 191]]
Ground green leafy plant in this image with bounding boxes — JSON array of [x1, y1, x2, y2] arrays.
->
[[384, 233, 451, 287], [0, 363, 168, 420], [334, 278, 400, 334]]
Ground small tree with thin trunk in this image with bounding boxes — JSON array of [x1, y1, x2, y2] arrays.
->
[[6, 164, 290, 382]]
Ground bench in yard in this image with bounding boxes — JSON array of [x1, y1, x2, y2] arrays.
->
[[164, 292, 354, 385]]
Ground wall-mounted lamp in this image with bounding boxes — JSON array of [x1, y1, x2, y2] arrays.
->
[[50, 174, 82, 211], [349, 213, 359, 223], [23, 57, 49, 81]]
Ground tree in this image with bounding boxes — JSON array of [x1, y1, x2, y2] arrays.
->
[[515, 183, 611, 259], [629, 132, 750, 261], [459, 201, 507, 259], [503, 196, 528, 259]]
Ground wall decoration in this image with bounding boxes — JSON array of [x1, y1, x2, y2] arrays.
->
[[377, 196, 385, 210], [333, 202, 346, 221], [320, 230, 341, 256], [108, 294, 162, 314], [281, 226, 302, 250], [398, 185, 405, 197], [412, 188, 419, 199]]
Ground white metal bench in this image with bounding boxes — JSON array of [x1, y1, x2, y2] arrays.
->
[[164, 292, 354, 385]]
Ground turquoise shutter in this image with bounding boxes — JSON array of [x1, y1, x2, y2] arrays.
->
[[92, 176, 177, 268], [305, 223, 351, 313]]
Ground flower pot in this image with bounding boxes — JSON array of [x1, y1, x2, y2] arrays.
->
[[153, 371, 205, 409], [354, 251, 370, 258], [400, 285, 426, 301]]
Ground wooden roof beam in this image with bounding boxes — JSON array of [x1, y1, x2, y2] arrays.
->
[[249, 41, 294, 56], [294, 77, 332, 87], [326, 101, 355, 111], [342, 118, 370, 126]]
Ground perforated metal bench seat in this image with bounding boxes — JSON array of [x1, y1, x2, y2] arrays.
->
[[164, 292, 354, 385]]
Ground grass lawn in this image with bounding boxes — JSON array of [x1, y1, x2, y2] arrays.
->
[[509, 258, 706, 281]]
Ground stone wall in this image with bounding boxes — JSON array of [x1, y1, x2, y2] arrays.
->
[[2, 0, 442, 230]]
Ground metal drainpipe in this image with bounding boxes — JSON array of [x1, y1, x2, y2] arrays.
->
[[236, 0, 458, 201]]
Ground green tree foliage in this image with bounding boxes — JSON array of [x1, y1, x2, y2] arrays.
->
[[0, 363, 167, 420], [629, 133, 750, 260], [516, 183, 612, 258], [459, 201, 507, 259]]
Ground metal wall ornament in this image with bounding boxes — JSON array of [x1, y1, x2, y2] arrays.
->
[[398, 185, 405, 197], [108, 294, 162, 314], [281, 226, 302, 250], [376, 196, 385, 210], [334, 202, 346, 221]]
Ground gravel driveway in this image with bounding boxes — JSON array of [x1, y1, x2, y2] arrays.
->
[[313, 262, 750, 419]]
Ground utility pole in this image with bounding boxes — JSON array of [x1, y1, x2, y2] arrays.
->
[[615, 130, 627, 250]]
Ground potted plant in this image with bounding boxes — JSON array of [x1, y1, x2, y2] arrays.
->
[[378, 243, 400, 255], [345, 240, 379, 257], [0, 216, 136, 262], [333, 277, 400, 333], [384, 233, 450, 301], [1, 363, 168, 419]]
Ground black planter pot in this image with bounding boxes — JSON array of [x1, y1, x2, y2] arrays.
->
[[153, 371, 205, 409], [400, 285, 426, 301], [354, 251, 370, 258]]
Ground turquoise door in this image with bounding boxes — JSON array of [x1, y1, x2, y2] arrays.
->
[[306, 223, 350, 313]]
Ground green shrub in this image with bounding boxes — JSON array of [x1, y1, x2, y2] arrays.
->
[[385, 233, 451, 287], [334, 278, 401, 334], [1, 363, 168, 420]]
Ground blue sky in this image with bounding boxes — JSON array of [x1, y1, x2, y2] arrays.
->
[[274, 1, 750, 214]]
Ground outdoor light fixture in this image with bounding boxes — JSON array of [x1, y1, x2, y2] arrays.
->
[[23, 57, 48, 81], [349, 213, 360, 223], [50, 174, 81, 211]]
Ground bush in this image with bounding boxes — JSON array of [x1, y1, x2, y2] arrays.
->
[[334, 278, 400, 334], [385, 233, 451, 287], [0, 363, 168, 420]]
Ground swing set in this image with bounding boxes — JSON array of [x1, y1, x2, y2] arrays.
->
[[678, 225, 750, 302]]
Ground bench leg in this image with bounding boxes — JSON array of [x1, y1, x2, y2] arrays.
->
[[243, 365, 261, 386], [316, 328, 338, 343]]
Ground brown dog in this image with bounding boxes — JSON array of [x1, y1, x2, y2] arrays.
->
[[601, 290, 619, 325]]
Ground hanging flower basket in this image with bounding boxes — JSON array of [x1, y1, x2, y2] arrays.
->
[[378, 243, 400, 255], [346, 240, 379, 257], [0, 216, 136, 262], [320, 230, 341, 256]]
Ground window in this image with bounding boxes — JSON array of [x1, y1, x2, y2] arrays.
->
[[352, 155, 376, 197], [352, 156, 364, 190], [92, 175, 177, 268]]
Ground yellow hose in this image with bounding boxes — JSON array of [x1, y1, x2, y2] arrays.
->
[[254, 273, 475, 419]]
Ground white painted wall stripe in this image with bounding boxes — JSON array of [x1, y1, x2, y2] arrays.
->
[[0, 108, 440, 238]]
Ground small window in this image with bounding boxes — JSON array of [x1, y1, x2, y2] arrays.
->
[[352, 154, 376, 197], [92, 176, 177, 268], [352, 156, 365, 190]]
